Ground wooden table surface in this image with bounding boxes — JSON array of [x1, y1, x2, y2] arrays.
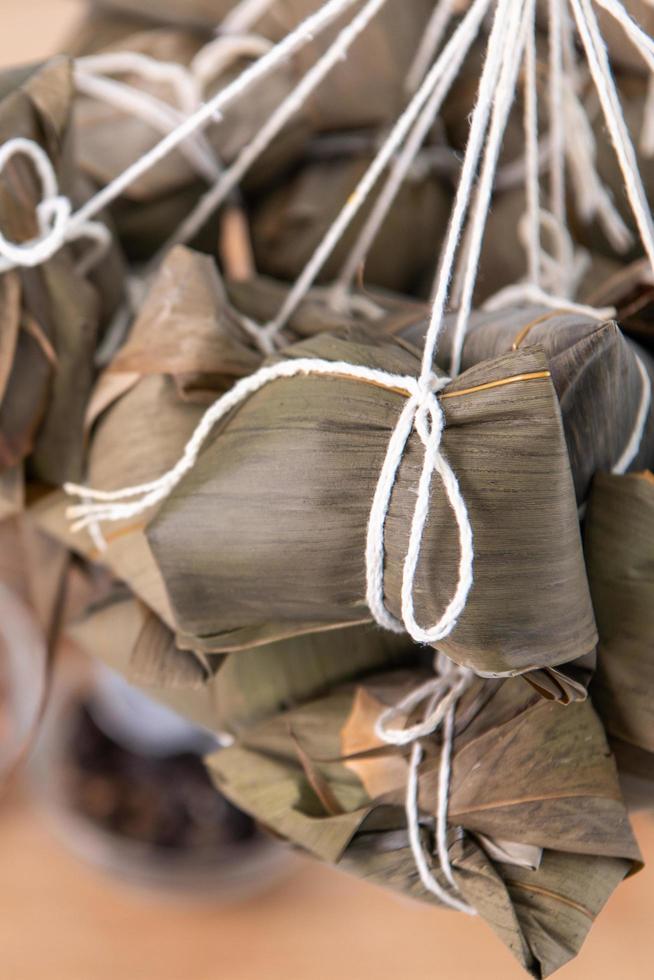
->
[[1, 2, 653, 978], [0, 788, 652, 980]]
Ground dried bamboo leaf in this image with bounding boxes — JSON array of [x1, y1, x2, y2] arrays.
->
[[31, 248, 263, 623], [106, 246, 259, 386], [0, 58, 125, 489], [585, 472, 654, 805], [398, 307, 654, 504], [225, 273, 428, 341], [208, 666, 639, 976], [251, 152, 451, 294]]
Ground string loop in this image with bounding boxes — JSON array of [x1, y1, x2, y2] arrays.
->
[[375, 653, 476, 914], [0, 138, 110, 274]]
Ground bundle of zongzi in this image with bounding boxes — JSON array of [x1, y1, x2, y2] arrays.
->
[[0, 58, 125, 513]]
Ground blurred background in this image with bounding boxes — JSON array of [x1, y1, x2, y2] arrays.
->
[[0, 2, 652, 978]]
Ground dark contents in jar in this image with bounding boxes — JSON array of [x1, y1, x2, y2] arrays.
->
[[64, 703, 255, 853]]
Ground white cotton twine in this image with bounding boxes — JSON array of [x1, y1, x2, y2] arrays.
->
[[0, 138, 111, 275], [374, 653, 476, 914]]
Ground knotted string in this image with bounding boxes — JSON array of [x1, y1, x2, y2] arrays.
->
[[374, 653, 476, 914], [0, 139, 111, 275]]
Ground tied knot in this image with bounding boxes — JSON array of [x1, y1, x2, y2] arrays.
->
[[375, 652, 476, 916], [0, 138, 110, 275], [365, 365, 474, 646], [414, 372, 448, 455], [374, 651, 472, 748]]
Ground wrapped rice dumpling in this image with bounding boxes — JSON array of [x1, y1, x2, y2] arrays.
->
[[69, 0, 442, 259], [250, 147, 451, 295], [32, 245, 260, 624], [208, 664, 641, 978], [585, 472, 654, 808], [397, 306, 654, 504], [584, 258, 654, 354], [70, 25, 306, 259], [92, 0, 438, 133], [66, 587, 414, 731], [0, 58, 125, 509], [146, 326, 597, 677]]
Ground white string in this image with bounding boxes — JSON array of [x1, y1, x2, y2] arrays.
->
[[483, 204, 616, 317], [65, 354, 474, 650], [74, 69, 220, 182], [570, 0, 654, 274], [523, 7, 541, 286], [221, 0, 278, 33], [374, 654, 476, 914], [330, 0, 491, 306], [190, 34, 273, 84], [0, 138, 111, 274], [449, 0, 531, 376], [77, 52, 202, 113], [483, 281, 616, 318], [265, 0, 495, 346], [157, 0, 392, 263], [593, 0, 654, 69], [547, 0, 567, 293], [562, 85, 633, 252], [494, 134, 552, 192], [257, 0, 492, 342], [404, 0, 456, 93], [612, 353, 652, 474], [427, 0, 518, 377], [642, 77, 654, 157], [0, 0, 362, 273]]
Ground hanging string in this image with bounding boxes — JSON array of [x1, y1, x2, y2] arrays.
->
[[259, 0, 493, 346], [612, 354, 652, 475], [642, 77, 654, 157], [221, 0, 279, 33], [547, 0, 568, 293], [75, 33, 275, 184], [593, 0, 654, 69], [330, 0, 492, 307], [404, 0, 457, 93], [374, 653, 476, 914], [77, 51, 202, 114], [483, 207, 616, 315], [75, 63, 220, 182], [523, 4, 541, 286], [0, 0, 362, 273], [155, 0, 393, 264], [449, 0, 532, 377], [426, 0, 517, 377], [562, 84, 633, 252], [569, 0, 654, 273]]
